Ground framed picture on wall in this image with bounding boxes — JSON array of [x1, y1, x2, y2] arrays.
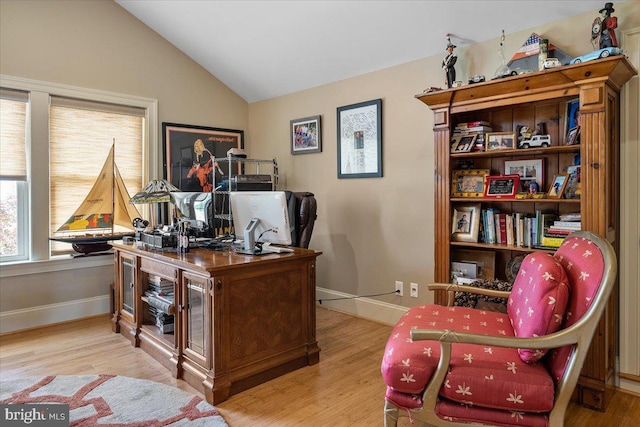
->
[[337, 99, 382, 179], [291, 115, 322, 154], [163, 122, 244, 192]]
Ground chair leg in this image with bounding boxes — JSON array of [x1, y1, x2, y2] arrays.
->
[[384, 401, 399, 427]]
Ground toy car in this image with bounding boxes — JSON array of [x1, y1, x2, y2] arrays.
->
[[542, 58, 562, 69], [493, 68, 534, 79], [569, 47, 623, 64], [468, 75, 486, 84], [518, 135, 551, 148]]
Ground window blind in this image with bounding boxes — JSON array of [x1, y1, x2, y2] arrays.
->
[[0, 88, 29, 180], [49, 96, 145, 252]]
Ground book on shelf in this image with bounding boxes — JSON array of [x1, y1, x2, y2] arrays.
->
[[455, 120, 491, 128], [552, 220, 581, 229], [559, 212, 581, 222], [540, 235, 564, 248], [147, 294, 174, 314]]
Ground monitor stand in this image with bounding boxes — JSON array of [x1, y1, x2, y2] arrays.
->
[[235, 217, 260, 255]]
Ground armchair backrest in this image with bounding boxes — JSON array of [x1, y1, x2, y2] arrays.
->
[[285, 191, 317, 248], [545, 231, 617, 389]]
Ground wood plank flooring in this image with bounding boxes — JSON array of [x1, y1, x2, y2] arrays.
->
[[1, 307, 638, 426]]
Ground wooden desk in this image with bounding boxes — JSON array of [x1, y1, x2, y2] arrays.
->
[[111, 242, 321, 404]]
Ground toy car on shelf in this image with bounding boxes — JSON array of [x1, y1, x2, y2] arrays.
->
[[493, 68, 534, 79], [542, 58, 562, 69], [518, 134, 551, 148], [468, 75, 485, 84], [569, 47, 623, 64]]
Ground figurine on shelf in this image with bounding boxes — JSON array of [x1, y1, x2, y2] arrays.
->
[[598, 2, 618, 49], [442, 35, 457, 89]]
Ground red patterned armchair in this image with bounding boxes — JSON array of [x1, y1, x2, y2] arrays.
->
[[381, 231, 617, 427]]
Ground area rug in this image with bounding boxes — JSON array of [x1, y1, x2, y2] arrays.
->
[[0, 375, 228, 426]]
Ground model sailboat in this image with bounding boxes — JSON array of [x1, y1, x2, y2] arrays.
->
[[50, 145, 142, 253]]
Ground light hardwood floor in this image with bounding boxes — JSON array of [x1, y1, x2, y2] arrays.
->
[[1, 307, 638, 426]]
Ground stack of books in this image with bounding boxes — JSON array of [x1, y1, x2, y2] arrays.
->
[[453, 121, 492, 151], [145, 275, 175, 334], [533, 212, 581, 249]]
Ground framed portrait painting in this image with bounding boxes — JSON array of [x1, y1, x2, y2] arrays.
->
[[337, 99, 382, 179], [163, 123, 244, 192], [291, 115, 321, 154]]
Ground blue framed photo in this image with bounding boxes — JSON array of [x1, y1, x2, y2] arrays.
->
[[565, 98, 580, 145], [337, 99, 382, 179]]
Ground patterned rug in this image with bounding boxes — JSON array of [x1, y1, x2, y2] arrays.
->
[[0, 375, 228, 426]]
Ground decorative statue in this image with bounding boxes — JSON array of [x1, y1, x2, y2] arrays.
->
[[442, 35, 457, 89], [592, 2, 618, 49]]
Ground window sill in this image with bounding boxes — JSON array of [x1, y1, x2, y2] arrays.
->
[[0, 254, 112, 278]]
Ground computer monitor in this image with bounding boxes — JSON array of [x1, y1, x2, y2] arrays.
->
[[170, 192, 213, 237], [230, 191, 292, 254]]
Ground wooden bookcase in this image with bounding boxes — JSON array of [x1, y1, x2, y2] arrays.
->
[[417, 56, 636, 410]]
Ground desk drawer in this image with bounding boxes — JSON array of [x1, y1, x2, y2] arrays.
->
[[141, 258, 178, 280]]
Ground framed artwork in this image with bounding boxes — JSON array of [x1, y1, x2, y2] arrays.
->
[[451, 134, 477, 153], [486, 132, 517, 151], [565, 98, 581, 145], [504, 158, 544, 192], [566, 126, 580, 146], [484, 174, 520, 199], [451, 169, 489, 197], [547, 174, 569, 198], [337, 99, 382, 179], [291, 115, 321, 154], [451, 203, 481, 243], [163, 122, 243, 192]]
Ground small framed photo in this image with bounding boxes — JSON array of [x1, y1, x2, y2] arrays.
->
[[451, 169, 489, 197], [451, 203, 481, 243], [450, 134, 477, 153], [504, 158, 544, 192], [566, 126, 580, 146], [484, 174, 520, 199], [565, 98, 581, 145], [486, 132, 517, 151], [291, 115, 321, 154], [547, 174, 569, 198]]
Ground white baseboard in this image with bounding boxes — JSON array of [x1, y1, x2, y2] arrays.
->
[[316, 287, 408, 326], [0, 295, 110, 334], [0, 288, 405, 334]]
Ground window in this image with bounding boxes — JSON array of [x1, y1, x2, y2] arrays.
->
[[49, 97, 145, 254], [0, 89, 29, 262], [0, 76, 157, 263]]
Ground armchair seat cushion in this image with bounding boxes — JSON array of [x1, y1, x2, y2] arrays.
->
[[435, 398, 549, 427], [381, 305, 555, 412]]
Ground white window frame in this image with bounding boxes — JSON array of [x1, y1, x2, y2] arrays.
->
[[0, 74, 158, 272]]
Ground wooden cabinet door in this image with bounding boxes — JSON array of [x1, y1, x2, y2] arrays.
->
[[181, 272, 211, 370]]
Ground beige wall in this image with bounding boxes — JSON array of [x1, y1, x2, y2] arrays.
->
[[249, 1, 640, 309]]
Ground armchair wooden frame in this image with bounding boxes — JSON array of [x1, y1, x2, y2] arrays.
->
[[384, 231, 617, 427]]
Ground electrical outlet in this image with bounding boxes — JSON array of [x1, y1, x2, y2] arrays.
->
[[395, 281, 403, 297], [410, 282, 418, 298]]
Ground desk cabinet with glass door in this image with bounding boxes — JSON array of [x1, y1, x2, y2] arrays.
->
[[111, 242, 321, 404]]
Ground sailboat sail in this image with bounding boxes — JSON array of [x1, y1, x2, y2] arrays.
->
[[55, 145, 141, 235]]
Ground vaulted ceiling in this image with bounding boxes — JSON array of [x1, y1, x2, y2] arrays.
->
[[116, 1, 606, 102]]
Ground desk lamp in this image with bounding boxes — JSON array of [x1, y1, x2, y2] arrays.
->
[[129, 179, 179, 228]]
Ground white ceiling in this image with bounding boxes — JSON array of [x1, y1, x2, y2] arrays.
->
[[116, 0, 605, 103]]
